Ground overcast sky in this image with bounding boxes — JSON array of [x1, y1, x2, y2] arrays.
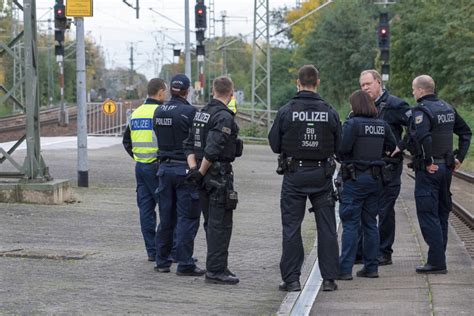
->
[[34, 0, 296, 80]]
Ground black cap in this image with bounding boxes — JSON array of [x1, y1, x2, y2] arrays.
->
[[171, 74, 190, 91]]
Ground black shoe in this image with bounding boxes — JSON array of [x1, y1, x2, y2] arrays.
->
[[148, 256, 155, 262], [176, 266, 206, 276], [170, 256, 198, 263], [154, 266, 171, 273], [378, 256, 392, 266], [225, 268, 236, 277], [322, 279, 338, 291], [415, 264, 447, 274], [278, 280, 301, 292], [205, 271, 239, 285], [335, 274, 353, 281], [356, 268, 379, 278]]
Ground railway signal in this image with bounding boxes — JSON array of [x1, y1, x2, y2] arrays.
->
[[378, 12, 390, 81], [195, 1, 207, 29]]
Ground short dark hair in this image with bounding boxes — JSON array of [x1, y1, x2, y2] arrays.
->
[[147, 78, 167, 96], [298, 65, 319, 87], [349, 90, 378, 117], [213, 76, 233, 97], [170, 88, 188, 98]]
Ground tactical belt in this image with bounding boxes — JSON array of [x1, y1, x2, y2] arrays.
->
[[296, 159, 325, 168], [160, 158, 187, 164], [433, 158, 446, 164]]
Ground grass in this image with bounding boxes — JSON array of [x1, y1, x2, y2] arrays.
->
[[454, 106, 473, 173]]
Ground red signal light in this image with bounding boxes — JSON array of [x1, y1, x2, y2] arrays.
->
[[381, 28, 387, 35], [57, 9, 63, 15], [197, 9, 203, 15]]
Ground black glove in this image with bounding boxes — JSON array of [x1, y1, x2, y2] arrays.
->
[[185, 168, 203, 186]]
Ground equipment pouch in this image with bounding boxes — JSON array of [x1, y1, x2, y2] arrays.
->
[[276, 154, 286, 175], [371, 166, 382, 180], [235, 139, 243, 157], [382, 164, 393, 184], [225, 190, 238, 210], [445, 152, 455, 169], [325, 158, 336, 178], [341, 164, 351, 181], [287, 157, 297, 173]]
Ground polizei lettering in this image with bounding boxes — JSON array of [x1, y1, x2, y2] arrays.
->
[[292, 111, 328, 122], [194, 112, 210, 123], [155, 117, 172, 126], [364, 125, 385, 135], [437, 113, 454, 124]]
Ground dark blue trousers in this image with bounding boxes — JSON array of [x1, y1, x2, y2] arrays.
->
[[339, 172, 381, 274], [155, 162, 201, 272], [378, 162, 402, 257], [415, 164, 452, 268], [280, 166, 339, 282], [135, 162, 159, 258]]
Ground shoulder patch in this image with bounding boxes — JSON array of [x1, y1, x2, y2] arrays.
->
[[222, 126, 231, 135], [415, 114, 423, 124], [405, 109, 412, 118]]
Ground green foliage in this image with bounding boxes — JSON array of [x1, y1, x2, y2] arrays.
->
[[390, 0, 474, 106]]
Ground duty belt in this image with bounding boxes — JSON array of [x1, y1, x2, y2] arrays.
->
[[160, 158, 187, 164], [433, 158, 446, 164], [296, 159, 325, 168]]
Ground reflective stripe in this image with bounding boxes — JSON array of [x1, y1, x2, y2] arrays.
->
[[132, 141, 156, 148], [134, 152, 158, 159]]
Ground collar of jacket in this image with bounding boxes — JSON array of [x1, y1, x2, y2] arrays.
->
[[293, 90, 323, 101], [170, 95, 191, 105], [417, 94, 438, 103], [144, 98, 163, 105]]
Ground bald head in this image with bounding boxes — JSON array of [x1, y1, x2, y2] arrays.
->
[[412, 75, 435, 100]]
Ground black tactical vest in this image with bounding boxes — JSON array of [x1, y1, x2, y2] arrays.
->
[[192, 104, 239, 161], [417, 100, 455, 158], [351, 117, 386, 161], [155, 103, 189, 153], [281, 100, 334, 160]]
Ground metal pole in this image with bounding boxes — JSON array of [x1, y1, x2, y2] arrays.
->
[[266, 0, 271, 132], [251, 0, 258, 121], [76, 17, 88, 187], [59, 60, 66, 124], [184, 0, 191, 79], [221, 12, 226, 76]]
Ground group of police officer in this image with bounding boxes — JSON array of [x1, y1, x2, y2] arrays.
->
[[124, 64, 471, 292], [269, 65, 471, 292], [123, 74, 242, 285]]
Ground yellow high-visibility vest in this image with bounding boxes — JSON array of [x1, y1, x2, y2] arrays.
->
[[227, 97, 237, 113], [130, 103, 159, 163]]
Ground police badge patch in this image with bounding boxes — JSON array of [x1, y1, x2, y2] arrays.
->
[[415, 114, 423, 124], [222, 127, 231, 134]]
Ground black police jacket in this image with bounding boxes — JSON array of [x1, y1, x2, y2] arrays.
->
[[339, 115, 396, 166], [375, 90, 411, 145], [407, 94, 472, 164], [268, 91, 341, 160], [153, 96, 196, 161], [183, 98, 241, 162]]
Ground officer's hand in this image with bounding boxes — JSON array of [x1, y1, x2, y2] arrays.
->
[[426, 164, 439, 174], [454, 159, 461, 171], [391, 146, 401, 157], [185, 168, 203, 186]]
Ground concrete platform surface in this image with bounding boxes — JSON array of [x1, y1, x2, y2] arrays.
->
[[311, 173, 474, 315], [0, 140, 317, 315]]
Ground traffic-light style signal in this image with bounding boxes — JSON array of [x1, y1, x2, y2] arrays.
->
[[378, 13, 390, 64], [196, 29, 205, 43], [54, 2, 67, 29], [196, 45, 205, 56], [195, 3, 207, 29]]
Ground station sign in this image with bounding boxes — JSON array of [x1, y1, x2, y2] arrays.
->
[[66, 0, 93, 17], [102, 100, 117, 115]]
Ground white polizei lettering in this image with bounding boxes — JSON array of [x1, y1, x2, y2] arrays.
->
[[155, 117, 172, 126], [364, 125, 385, 135], [292, 111, 329, 122], [194, 112, 210, 123], [161, 105, 177, 111], [437, 113, 454, 124]]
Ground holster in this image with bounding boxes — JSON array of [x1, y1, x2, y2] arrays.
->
[[276, 154, 287, 175], [235, 139, 244, 157], [286, 157, 297, 173], [381, 164, 393, 184], [225, 189, 238, 210], [341, 163, 355, 181], [324, 158, 336, 178], [371, 166, 382, 180], [445, 152, 455, 169]]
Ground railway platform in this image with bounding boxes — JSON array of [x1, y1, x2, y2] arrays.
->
[[0, 139, 472, 315]]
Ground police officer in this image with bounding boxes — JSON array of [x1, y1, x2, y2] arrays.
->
[[184, 76, 243, 285], [359, 69, 411, 266], [393, 75, 471, 274], [122, 78, 167, 261], [153, 74, 206, 276], [268, 65, 341, 292], [337, 90, 396, 280]]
